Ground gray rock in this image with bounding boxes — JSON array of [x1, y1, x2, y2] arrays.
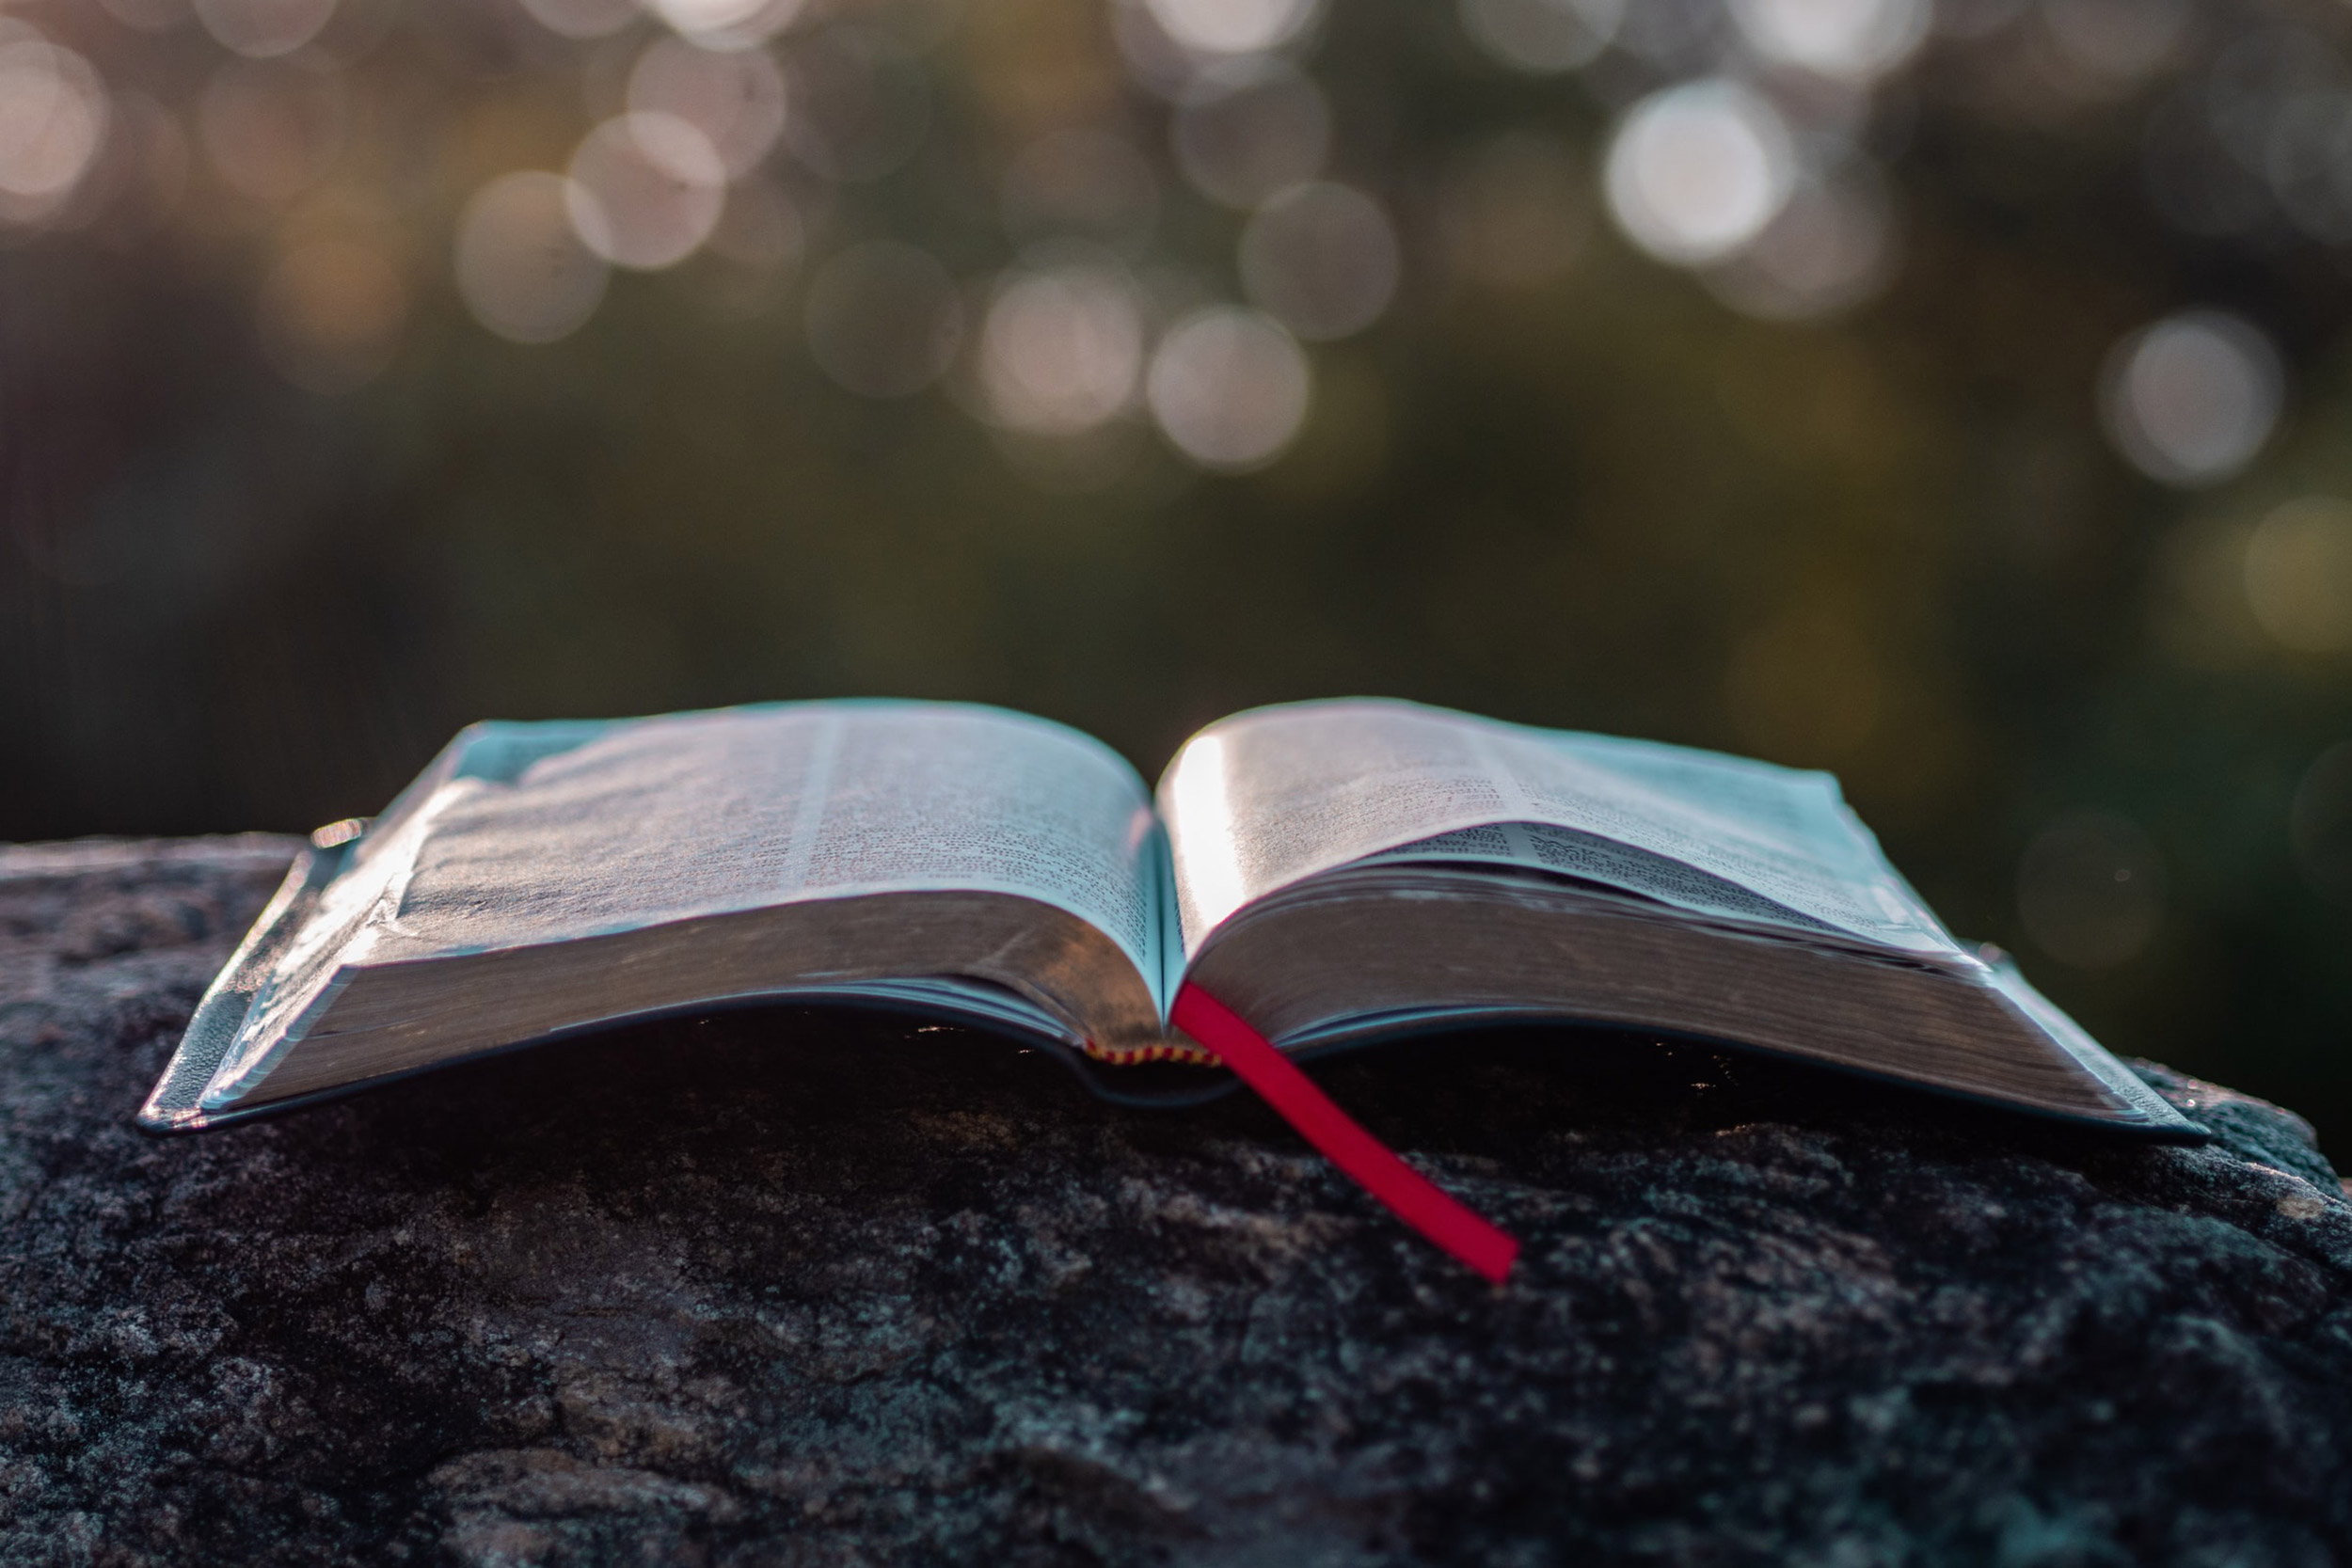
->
[[0, 839, 2347, 1567]]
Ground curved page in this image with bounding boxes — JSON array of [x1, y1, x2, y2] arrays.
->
[[1158, 698, 1962, 960], [203, 701, 1163, 1108]]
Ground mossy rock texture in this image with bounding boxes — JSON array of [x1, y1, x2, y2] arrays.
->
[[0, 839, 2347, 1566]]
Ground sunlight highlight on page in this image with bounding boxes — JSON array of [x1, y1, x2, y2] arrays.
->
[[1167, 735, 1248, 937]]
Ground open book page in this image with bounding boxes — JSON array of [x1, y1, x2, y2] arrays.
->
[[205, 702, 1163, 1103], [1157, 699, 1963, 959]]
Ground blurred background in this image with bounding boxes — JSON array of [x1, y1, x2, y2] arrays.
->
[[3, 0, 2350, 1144]]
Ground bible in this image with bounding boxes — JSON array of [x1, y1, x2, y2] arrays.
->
[[139, 699, 2200, 1271]]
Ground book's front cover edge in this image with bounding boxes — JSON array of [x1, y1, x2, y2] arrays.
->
[[147, 987, 2214, 1143], [136, 847, 327, 1133], [1260, 1004, 2213, 1143], [136, 984, 1096, 1132], [1981, 958, 2204, 1136]]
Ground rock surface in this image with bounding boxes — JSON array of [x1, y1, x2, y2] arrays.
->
[[2, 839, 2349, 1567]]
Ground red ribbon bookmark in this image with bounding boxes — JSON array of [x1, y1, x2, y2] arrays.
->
[[1170, 984, 1520, 1284]]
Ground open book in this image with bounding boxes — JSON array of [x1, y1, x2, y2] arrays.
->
[[142, 697, 2194, 1148]]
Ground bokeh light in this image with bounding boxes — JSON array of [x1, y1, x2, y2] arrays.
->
[[0, 40, 109, 226], [2243, 498, 2352, 654], [566, 113, 727, 271], [1108, 0, 1204, 98], [1702, 169, 1894, 320], [1457, 0, 1623, 73], [257, 236, 407, 395], [190, 0, 338, 59], [453, 171, 611, 344], [2262, 88, 2352, 245], [2017, 812, 2167, 969], [2204, 26, 2332, 175], [516, 0, 641, 41], [2139, 92, 2267, 243], [2099, 310, 2284, 487], [803, 240, 961, 398], [1726, 0, 1928, 82], [1237, 181, 1400, 341], [978, 262, 1148, 436], [97, 0, 192, 33], [1603, 79, 1797, 267], [1170, 57, 1329, 210], [1146, 305, 1311, 470], [2290, 742, 2352, 906], [1142, 0, 1321, 57], [197, 61, 344, 208], [628, 39, 788, 180], [2039, 0, 2190, 87], [645, 0, 803, 51]]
